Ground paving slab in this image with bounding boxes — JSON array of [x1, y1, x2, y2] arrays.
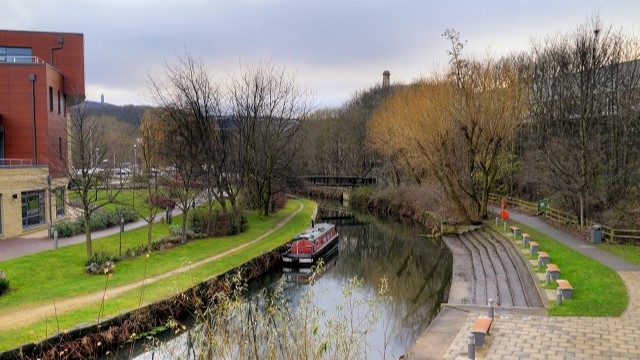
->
[[407, 306, 470, 360], [439, 208, 640, 359]]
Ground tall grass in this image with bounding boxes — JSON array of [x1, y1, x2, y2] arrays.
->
[[148, 268, 396, 360]]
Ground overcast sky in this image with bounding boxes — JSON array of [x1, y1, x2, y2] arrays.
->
[[2, 1, 638, 108]]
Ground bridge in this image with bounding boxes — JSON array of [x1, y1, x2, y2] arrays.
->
[[301, 175, 377, 188], [318, 205, 370, 228]]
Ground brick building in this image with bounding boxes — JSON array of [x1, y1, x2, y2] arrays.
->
[[0, 30, 85, 238]]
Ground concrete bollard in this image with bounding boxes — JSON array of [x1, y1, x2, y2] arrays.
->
[[468, 333, 476, 360], [545, 269, 551, 286], [488, 298, 495, 319], [495, 217, 499, 226], [54, 231, 58, 250], [537, 255, 542, 270], [557, 287, 563, 305], [503, 221, 507, 233]]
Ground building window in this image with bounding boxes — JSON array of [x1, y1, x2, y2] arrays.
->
[[0, 47, 32, 63], [58, 137, 63, 161], [49, 87, 54, 112], [57, 90, 61, 114], [55, 187, 65, 218], [22, 190, 45, 228], [63, 94, 67, 116], [0, 194, 3, 235]]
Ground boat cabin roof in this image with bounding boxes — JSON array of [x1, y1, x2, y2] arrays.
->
[[295, 222, 334, 240]]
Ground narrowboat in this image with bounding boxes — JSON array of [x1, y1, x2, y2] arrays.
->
[[282, 222, 339, 266], [283, 246, 339, 284]]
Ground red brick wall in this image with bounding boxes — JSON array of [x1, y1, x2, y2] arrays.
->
[[0, 30, 84, 179]]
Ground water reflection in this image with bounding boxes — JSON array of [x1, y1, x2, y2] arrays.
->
[[130, 208, 452, 360]]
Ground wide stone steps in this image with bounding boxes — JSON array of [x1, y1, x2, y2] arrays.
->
[[443, 227, 544, 308]]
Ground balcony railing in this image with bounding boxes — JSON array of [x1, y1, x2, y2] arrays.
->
[[0, 56, 45, 65], [0, 158, 36, 166]]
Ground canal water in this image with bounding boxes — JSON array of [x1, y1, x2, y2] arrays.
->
[[129, 208, 452, 359]]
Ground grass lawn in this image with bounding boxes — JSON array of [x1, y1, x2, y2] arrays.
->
[[0, 198, 315, 350], [69, 188, 152, 214], [492, 222, 628, 317], [598, 243, 640, 266]]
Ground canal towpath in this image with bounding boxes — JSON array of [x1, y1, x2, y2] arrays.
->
[[0, 202, 304, 331], [438, 208, 640, 359]]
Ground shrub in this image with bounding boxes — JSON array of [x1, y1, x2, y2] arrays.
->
[[189, 208, 249, 237], [114, 206, 138, 223], [269, 192, 288, 212], [229, 213, 249, 236], [147, 194, 176, 209], [169, 225, 197, 240], [85, 252, 118, 275], [0, 271, 8, 296], [122, 236, 183, 258], [0, 278, 9, 296], [53, 220, 80, 237], [53, 207, 139, 238]]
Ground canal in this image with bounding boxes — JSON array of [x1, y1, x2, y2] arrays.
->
[[130, 207, 452, 359]]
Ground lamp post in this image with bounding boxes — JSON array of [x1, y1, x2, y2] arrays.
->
[[119, 217, 124, 258], [133, 144, 137, 175], [47, 174, 53, 237]]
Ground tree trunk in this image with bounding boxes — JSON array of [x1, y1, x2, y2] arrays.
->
[[84, 214, 93, 259], [181, 208, 189, 243], [147, 215, 154, 252], [579, 192, 585, 229]]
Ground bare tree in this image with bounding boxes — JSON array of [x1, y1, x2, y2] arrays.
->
[[525, 17, 640, 226], [57, 99, 115, 259], [137, 109, 169, 251], [228, 61, 314, 216], [148, 52, 219, 242]]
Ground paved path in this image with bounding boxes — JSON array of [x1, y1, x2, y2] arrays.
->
[[443, 210, 640, 359], [494, 206, 640, 272], [0, 212, 172, 261]]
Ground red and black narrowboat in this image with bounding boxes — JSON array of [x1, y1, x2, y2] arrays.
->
[[282, 223, 339, 266]]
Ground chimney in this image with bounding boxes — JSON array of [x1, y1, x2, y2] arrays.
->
[[382, 70, 390, 87]]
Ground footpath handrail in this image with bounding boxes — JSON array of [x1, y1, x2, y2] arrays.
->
[[489, 193, 640, 244]]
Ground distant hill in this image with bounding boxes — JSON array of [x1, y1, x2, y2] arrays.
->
[[82, 101, 154, 127]]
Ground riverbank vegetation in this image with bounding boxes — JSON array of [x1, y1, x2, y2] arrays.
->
[[147, 274, 395, 360], [0, 198, 314, 351], [349, 186, 453, 232]]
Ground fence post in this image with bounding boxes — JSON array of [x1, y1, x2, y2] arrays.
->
[[611, 228, 615, 243]]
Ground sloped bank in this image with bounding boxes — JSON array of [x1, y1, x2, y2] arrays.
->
[[348, 187, 444, 234], [0, 248, 286, 360]]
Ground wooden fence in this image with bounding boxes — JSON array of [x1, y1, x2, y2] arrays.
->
[[488, 193, 640, 244]]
